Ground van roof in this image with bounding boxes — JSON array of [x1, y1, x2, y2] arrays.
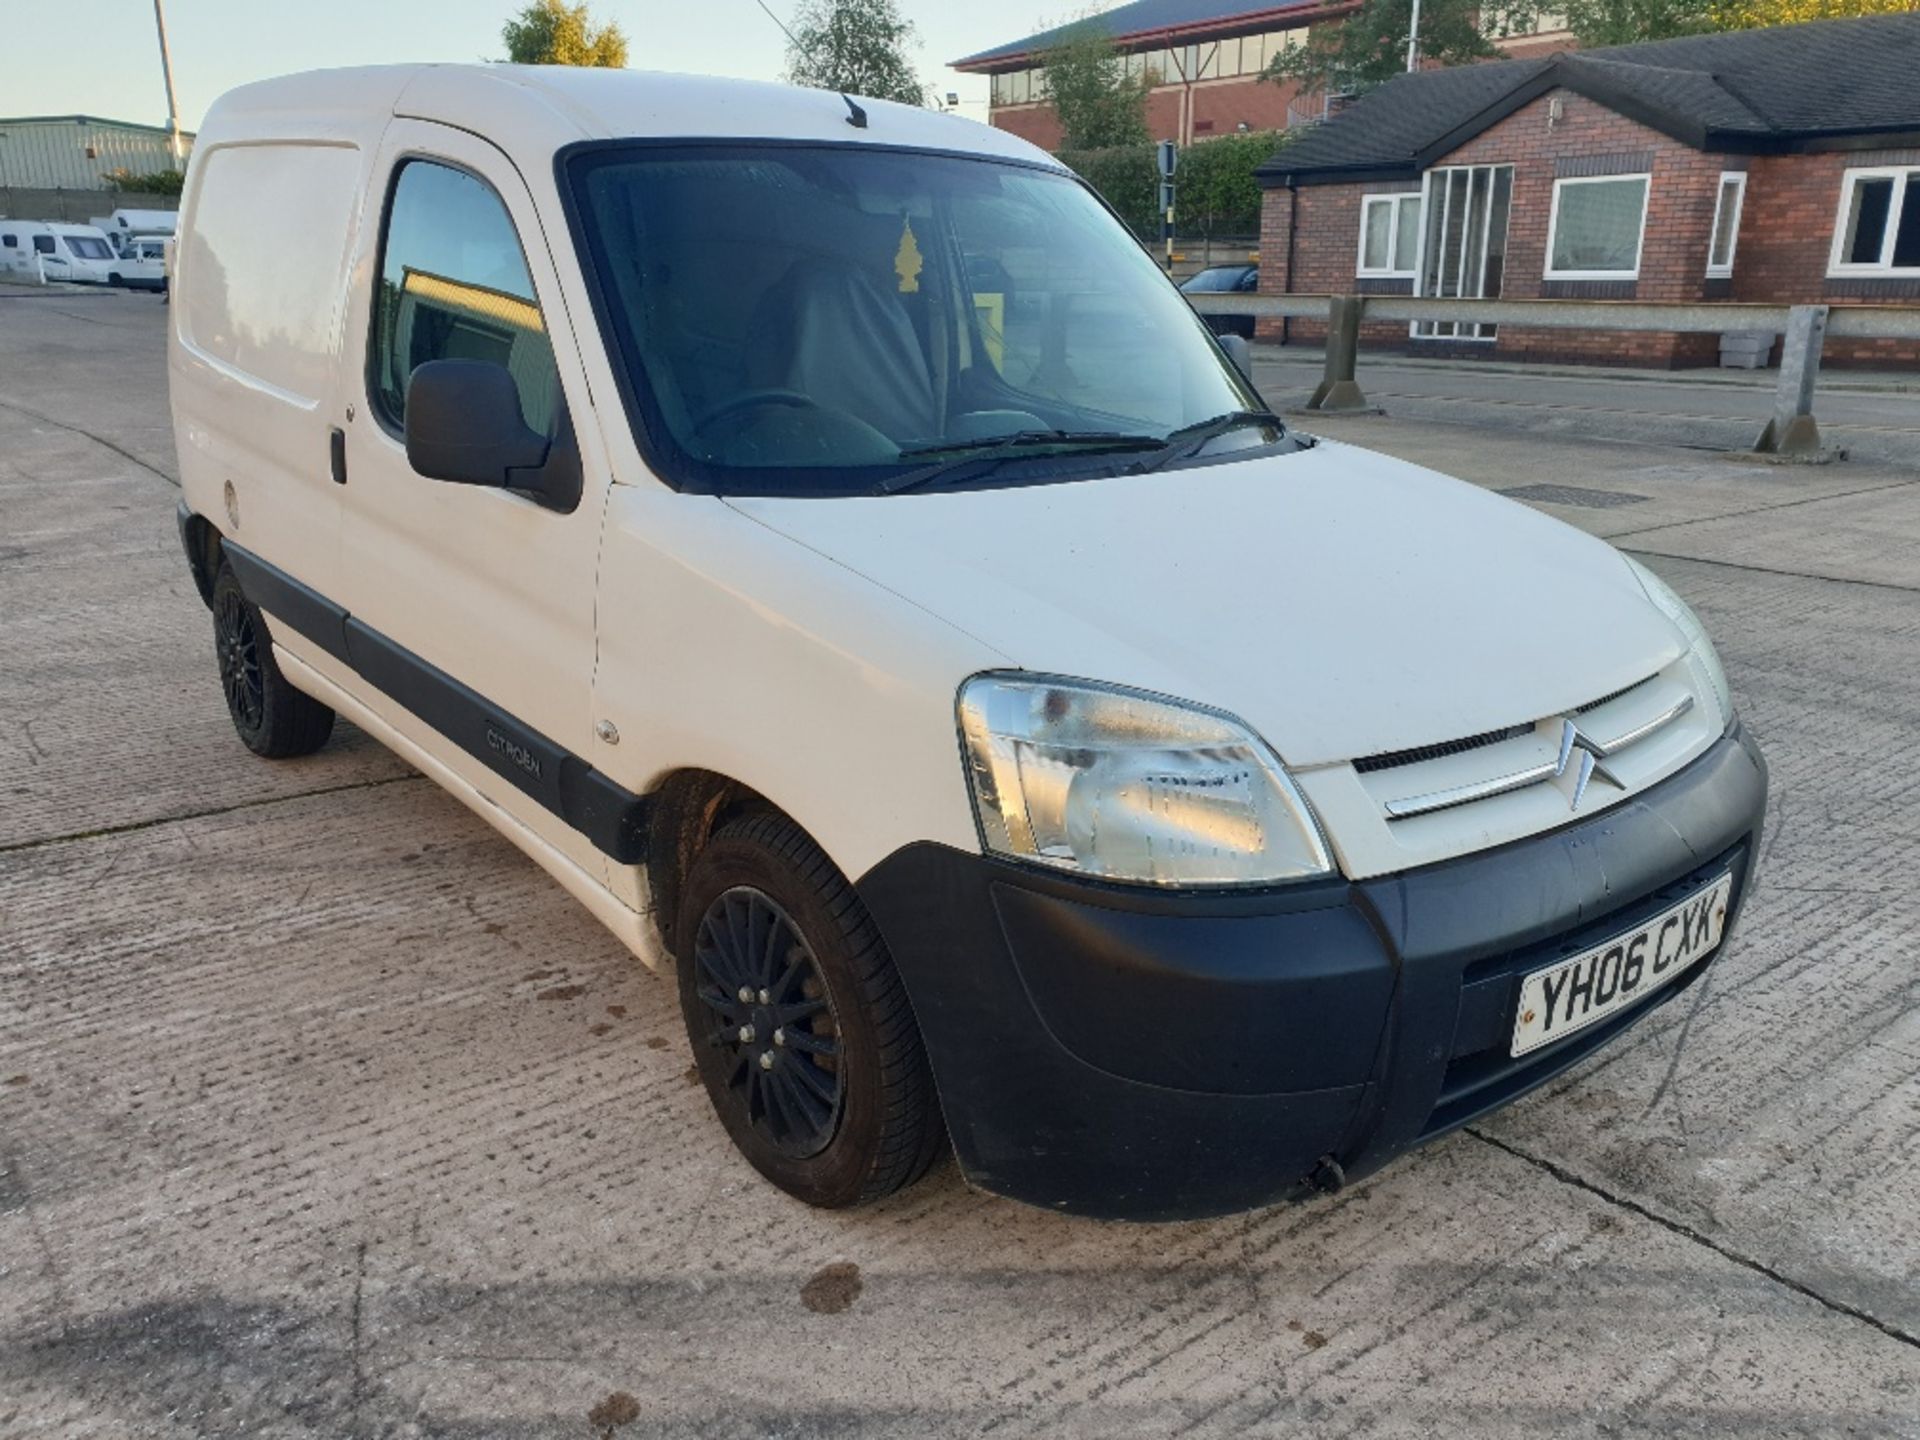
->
[[199, 65, 1060, 172]]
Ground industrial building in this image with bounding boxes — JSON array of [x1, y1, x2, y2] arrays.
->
[[0, 115, 193, 190]]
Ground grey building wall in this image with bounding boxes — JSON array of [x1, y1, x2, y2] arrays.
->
[[0, 187, 180, 224], [0, 116, 194, 190]]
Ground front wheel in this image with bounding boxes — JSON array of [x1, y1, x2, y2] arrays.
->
[[676, 813, 944, 1207]]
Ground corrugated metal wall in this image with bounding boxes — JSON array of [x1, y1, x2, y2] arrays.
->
[[0, 118, 194, 190]]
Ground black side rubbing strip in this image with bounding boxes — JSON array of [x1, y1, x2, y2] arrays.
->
[[222, 538, 649, 863], [222, 542, 352, 665]]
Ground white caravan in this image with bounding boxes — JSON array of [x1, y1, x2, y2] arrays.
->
[[168, 66, 1767, 1221], [0, 221, 117, 284]]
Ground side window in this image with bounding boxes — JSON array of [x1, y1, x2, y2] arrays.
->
[[33, 235, 55, 255], [369, 160, 560, 440], [1, 234, 15, 249]]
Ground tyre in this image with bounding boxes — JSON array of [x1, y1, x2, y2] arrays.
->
[[676, 812, 944, 1207], [209, 560, 335, 758]]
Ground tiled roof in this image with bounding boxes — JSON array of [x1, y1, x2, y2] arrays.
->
[[1259, 12, 1920, 186], [953, 0, 1324, 69]]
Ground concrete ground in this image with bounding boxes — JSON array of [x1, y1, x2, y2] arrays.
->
[[3, 289, 1917, 1438]]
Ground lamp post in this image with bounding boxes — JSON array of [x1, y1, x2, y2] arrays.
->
[[1407, 0, 1423, 71], [152, 0, 184, 168]]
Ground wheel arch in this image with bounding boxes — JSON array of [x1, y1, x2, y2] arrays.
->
[[176, 501, 223, 609], [640, 767, 802, 957]]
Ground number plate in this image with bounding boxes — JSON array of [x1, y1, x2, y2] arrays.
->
[[1511, 873, 1733, 1058]]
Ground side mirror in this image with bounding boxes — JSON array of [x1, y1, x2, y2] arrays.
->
[[1217, 332, 1255, 384], [404, 359, 580, 512]]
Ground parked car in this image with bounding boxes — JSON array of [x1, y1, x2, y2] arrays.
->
[[0, 221, 118, 284], [108, 236, 168, 292], [1181, 262, 1259, 337], [169, 67, 1766, 1222]]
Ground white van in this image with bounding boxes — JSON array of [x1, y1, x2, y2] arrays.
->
[[168, 67, 1767, 1220], [0, 221, 118, 284], [108, 235, 169, 291]]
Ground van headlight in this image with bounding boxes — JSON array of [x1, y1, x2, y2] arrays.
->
[[1625, 558, 1733, 730], [956, 674, 1333, 887]]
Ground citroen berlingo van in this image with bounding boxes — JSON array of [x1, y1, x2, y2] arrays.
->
[[169, 66, 1766, 1221]]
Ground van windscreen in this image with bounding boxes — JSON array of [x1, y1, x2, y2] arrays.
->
[[565, 144, 1275, 496]]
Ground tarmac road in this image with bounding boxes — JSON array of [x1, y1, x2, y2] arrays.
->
[[3, 289, 1918, 1438]]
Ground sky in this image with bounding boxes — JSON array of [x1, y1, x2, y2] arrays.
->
[[0, 0, 1069, 133]]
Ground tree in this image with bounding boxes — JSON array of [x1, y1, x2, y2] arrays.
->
[[1041, 23, 1150, 150], [1559, 0, 1714, 44], [500, 0, 628, 67], [1263, 0, 1506, 95], [785, 0, 928, 106], [1706, 0, 1918, 29], [1564, 0, 1914, 44]]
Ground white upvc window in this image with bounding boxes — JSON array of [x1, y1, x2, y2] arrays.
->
[[1544, 173, 1651, 281], [1706, 171, 1746, 277], [1828, 166, 1920, 277], [1357, 192, 1422, 278]]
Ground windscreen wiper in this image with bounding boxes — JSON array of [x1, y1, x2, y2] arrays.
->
[[1140, 410, 1284, 473], [875, 430, 1165, 496]]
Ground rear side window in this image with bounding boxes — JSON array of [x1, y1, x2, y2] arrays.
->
[[1, 234, 15, 249], [368, 160, 559, 439], [179, 142, 363, 404], [33, 235, 54, 255]]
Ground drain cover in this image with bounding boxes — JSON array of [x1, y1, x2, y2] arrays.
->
[[1500, 483, 1651, 509]]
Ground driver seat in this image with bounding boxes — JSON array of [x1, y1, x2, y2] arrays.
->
[[746, 257, 938, 444]]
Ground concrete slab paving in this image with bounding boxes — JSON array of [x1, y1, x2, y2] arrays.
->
[[0, 408, 411, 850], [1620, 485, 1920, 592], [3, 293, 1917, 1437]]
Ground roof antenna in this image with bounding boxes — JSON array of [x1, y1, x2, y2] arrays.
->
[[750, 0, 868, 127]]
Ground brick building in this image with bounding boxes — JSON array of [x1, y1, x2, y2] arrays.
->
[[952, 0, 1574, 150], [1255, 13, 1920, 368]]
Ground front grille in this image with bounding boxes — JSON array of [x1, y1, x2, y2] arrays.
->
[[1353, 675, 1654, 777], [1353, 723, 1534, 775]]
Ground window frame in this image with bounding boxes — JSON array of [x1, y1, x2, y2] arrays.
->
[[1356, 192, 1421, 279], [1542, 172, 1652, 282], [1826, 165, 1920, 278], [1706, 171, 1746, 278], [363, 154, 554, 442]]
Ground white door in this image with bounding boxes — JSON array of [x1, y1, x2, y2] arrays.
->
[[335, 120, 613, 877]]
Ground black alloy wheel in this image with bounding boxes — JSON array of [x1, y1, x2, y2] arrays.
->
[[674, 812, 944, 1207], [208, 560, 335, 758], [215, 583, 266, 733], [690, 886, 845, 1158]]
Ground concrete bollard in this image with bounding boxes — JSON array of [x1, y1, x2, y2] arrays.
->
[[1307, 295, 1370, 413], [1755, 304, 1828, 458]]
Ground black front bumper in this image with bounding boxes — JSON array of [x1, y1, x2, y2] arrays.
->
[[856, 727, 1768, 1221]]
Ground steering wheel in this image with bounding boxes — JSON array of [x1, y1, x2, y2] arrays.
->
[[692, 389, 822, 430]]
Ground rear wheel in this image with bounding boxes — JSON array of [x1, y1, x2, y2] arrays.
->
[[676, 813, 944, 1207], [210, 561, 334, 758]]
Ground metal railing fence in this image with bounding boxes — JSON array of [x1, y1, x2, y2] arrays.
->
[[1185, 293, 1920, 456]]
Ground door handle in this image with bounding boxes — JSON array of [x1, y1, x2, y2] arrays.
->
[[329, 426, 347, 485]]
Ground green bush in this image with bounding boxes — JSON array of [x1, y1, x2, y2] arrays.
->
[[101, 167, 186, 196], [1059, 131, 1288, 241]]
